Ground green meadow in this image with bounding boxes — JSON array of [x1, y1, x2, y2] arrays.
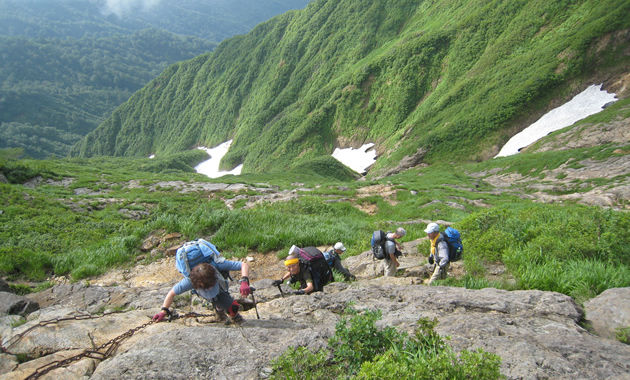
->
[[2, 146, 628, 304]]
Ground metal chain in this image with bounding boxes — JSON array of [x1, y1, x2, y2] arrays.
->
[[22, 311, 217, 380], [1, 310, 126, 354]]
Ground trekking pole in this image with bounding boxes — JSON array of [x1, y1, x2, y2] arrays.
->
[[276, 283, 285, 298], [249, 287, 260, 320]]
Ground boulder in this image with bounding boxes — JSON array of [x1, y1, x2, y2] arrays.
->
[[0, 292, 39, 316], [584, 287, 630, 340], [0, 278, 11, 293]]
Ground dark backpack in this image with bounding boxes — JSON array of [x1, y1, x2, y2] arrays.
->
[[442, 227, 463, 262], [296, 247, 333, 291], [370, 230, 387, 260]]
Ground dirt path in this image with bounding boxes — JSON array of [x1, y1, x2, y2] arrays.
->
[[91, 251, 287, 288]]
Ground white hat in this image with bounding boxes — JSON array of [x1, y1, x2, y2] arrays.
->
[[333, 242, 346, 252], [424, 222, 440, 234], [288, 245, 298, 256]]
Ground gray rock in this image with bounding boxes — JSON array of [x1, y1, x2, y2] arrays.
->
[[0, 353, 18, 375], [3, 278, 629, 379], [584, 287, 630, 340], [91, 321, 329, 380], [376, 147, 427, 178], [0, 278, 11, 293], [0, 292, 39, 316]]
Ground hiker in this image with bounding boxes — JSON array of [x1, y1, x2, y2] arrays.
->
[[323, 242, 355, 281], [424, 222, 449, 285], [382, 227, 406, 277], [153, 239, 250, 323], [272, 245, 331, 295]]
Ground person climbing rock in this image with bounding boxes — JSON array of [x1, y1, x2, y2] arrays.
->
[[272, 245, 332, 295], [323, 242, 355, 281], [153, 238, 250, 323], [424, 223, 450, 285]]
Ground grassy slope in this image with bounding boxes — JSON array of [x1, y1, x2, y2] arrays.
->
[[3, 137, 629, 303], [72, 0, 630, 176]]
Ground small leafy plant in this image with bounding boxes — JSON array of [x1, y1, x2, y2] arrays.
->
[[615, 326, 630, 345], [270, 308, 503, 379]]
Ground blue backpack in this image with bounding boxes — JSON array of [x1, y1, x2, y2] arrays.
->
[[175, 239, 226, 277], [443, 227, 463, 262]]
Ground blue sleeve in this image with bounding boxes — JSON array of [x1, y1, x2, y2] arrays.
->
[[173, 277, 193, 295], [212, 259, 242, 272]]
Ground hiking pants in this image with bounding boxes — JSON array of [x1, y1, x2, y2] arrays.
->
[[208, 289, 234, 312], [428, 263, 449, 284], [382, 258, 397, 277]]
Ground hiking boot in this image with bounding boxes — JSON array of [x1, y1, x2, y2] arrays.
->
[[225, 300, 243, 324], [214, 308, 227, 322], [228, 313, 244, 324]]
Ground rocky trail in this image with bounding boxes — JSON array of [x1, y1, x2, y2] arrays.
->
[[1, 240, 629, 379]]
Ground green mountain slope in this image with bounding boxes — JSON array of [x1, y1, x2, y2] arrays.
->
[[0, 0, 310, 158], [0, 30, 215, 158], [73, 0, 630, 174]]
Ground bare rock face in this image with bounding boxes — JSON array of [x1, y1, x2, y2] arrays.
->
[[584, 287, 630, 340], [90, 321, 330, 380], [0, 292, 39, 316], [2, 263, 629, 379], [375, 147, 427, 178], [0, 278, 11, 293]]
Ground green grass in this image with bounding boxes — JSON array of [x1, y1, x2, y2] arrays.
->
[[1, 147, 628, 304], [456, 202, 630, 302]]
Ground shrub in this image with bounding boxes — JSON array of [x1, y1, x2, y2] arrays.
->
[[328, 309, 405, 373], [270, 308, 502, 379]]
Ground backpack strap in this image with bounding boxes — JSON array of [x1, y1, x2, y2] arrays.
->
[[197, 239, 226, 263], [177, 245, 193, 278], [214, 267, 229, 292]]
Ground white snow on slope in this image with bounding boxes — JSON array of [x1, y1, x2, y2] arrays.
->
[[332, 143, 377, 174], [195, 140, 243, 178], [496, 84, 617, 157]]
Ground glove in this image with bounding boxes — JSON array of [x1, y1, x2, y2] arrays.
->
[[239, 276, 251, 296], [152, 310, 167, 322], [428, 255, 434, 265], [293, 290, 305, 295], [272, 279, 283, 286]]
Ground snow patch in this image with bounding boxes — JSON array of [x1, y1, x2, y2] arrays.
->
[[332, 143, 377, 174], [495, 84, 617, 157], [195, 140, 242, 178]]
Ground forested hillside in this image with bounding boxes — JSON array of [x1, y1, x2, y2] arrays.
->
[[0, 0, 310, 158], [0, 0, 312, 41], [0, 30, 215, 158], [73, 0, 630, 175]]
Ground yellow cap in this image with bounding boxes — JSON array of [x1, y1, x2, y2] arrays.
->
[[284, 258, 299, 266]]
